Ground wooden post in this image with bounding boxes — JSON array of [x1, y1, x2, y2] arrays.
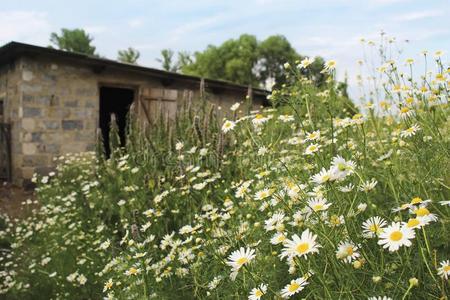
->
[[246, 84, 253, 114]]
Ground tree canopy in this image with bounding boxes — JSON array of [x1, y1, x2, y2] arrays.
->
[[117, 47, 140, 64], [49, 28, 96, 55], [171, 34, 329, 89]]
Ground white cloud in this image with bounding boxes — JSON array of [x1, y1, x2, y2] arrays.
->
[[396, 10, 443, 22], [0, 11, 51, 45]]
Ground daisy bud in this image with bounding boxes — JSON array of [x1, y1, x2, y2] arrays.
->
[[409, 277, 419, 287], [372, 276, 382, 283], [353, 260, 362, 269]]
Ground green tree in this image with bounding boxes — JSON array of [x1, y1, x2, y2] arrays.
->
[[49, 28, 96, 55], [177, 34, 328, 88], [156, 49, 178, 72], [257, 35, 300, 87], [117, 47, 140, 64], [181, 34, 259, 86]]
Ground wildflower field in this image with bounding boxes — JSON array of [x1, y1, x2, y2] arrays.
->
[[0, 39, 449, 300]]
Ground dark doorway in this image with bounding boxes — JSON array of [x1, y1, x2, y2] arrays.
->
[[99, 86, 134, 158]]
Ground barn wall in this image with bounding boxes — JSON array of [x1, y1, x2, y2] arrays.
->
[[10, 55, 266, 185], [0, 61, 22, 183]]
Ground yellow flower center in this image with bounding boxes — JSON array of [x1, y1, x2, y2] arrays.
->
[[255, 290, 263, 297], [237, 257, 248, 266], [128, 267, 138, 275], [296, 243, 310, 254], [390, 231, 403, 241], [346, 246, 354, 256], [410, 197, 422, 204], [443, 266, 450, 272], [369, 224, 379, 233], [415, 207, 430, 217], [255, 114, 264, 119], [277, 235, 286, 242], [337, 163, 347, 171], [400, 107, 410, 113], [313, 204, 324, 211], [288, 282, 300, 293], [407, 218, 420, 228]]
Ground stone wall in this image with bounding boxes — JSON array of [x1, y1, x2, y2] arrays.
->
[[6, 55, 266, 185]]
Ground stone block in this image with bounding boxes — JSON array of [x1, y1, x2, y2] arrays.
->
[[62, 120, 83, 130], [22, 94, 34, 103], [22, 118, 36, 131], [22, 143, 37, 155], [46, 143, 60, 154], [23, 154, 49, 167], [35, 96, 51, 106], [76, 88, 96, 97], [85, 100, 96, 108], [64, 100, 78, 107], [44, 120, 60, 130], [23, 107, 42, 117], [31, 132, 42, 142], [21, 167, 35, 179]]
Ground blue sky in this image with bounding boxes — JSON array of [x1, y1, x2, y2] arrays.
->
[[1, 0, 449, 96]]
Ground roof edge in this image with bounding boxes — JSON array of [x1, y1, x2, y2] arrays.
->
[[0, 41, 270, 96]]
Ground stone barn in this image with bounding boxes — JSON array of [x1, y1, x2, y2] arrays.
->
[[0, 42, 269, 186]]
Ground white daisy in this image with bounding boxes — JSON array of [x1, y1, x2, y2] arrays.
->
[[322, 60, 337, 73], [411, 205, 438, 223], [304, 143, 321, 155], [358, 179, 378, 192], [226, 247, 256, 272], [254, 188, 273, 201], [378, 222, 415, 252], [270, 232, 287, 245], [280, 229, 321, 260], [298, 57, 314, 69], [362, 216, 387, 238], [222, 120, 236, 133], [330, 155, 356, 180], [248, 283, 267, 300], [405, 217, 429, 229], [311, 168, 333, 185], [264, 212, 285, 232], [305, 130, 321, 141], [307, 198, 332, 213], [280, 277, 309, 298], [400, 124, 420, 138], [252, 114, 269, 126], [336, 241, 360, 263], [437, 260, 450, 280]]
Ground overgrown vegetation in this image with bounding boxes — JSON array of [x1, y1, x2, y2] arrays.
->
[[0, 37, 449, 300]]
